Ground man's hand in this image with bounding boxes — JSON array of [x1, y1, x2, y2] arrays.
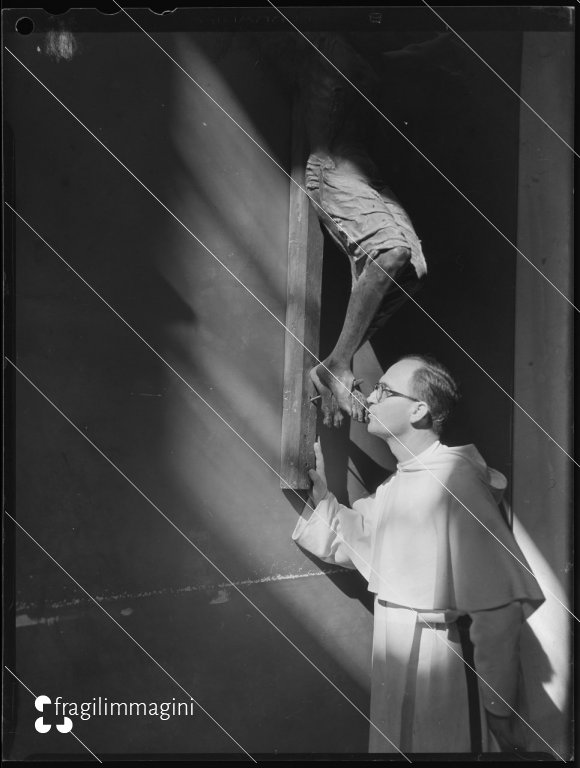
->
[[486, 711, 525, 754], [308, 438, 329, 506]]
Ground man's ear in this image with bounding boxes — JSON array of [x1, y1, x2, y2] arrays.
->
[[410, 401, 431, 427]]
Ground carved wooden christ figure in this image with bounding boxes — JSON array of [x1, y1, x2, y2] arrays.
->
[[305, 34, 427, 428]]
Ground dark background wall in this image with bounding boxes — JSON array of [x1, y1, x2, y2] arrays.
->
[[4, 8, 571, 759]]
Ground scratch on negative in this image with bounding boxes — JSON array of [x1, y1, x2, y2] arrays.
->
[[16, 567, 346, 621]]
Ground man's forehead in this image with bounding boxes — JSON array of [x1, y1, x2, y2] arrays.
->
[[381, 358, 421, 387]]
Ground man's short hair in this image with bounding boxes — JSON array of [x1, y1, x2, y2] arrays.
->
[[399, 354, 460, 435]]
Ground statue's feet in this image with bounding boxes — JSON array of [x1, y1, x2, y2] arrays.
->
[[310, 362, 368, 428]]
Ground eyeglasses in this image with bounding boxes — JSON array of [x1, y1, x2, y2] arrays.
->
[[372, 382, 421, 403]]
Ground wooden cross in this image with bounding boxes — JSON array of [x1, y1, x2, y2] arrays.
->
[[280, 97, 323, 490]]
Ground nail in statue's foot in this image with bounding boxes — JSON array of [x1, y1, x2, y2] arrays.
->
[[310, 362, 368, 428]]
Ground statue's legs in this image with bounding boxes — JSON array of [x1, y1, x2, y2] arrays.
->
[[306, 151, 426, 427], [310, 246, 422, 428], [304, 34, 427, 427]]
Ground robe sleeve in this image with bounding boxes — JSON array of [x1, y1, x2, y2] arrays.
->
[[292, 491, 376, 580], [469, 601, 524, 716]]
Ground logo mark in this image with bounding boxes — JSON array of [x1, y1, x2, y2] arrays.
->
[[34, 695, 73, 733]]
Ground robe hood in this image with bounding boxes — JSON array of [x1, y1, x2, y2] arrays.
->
[[367, 443, 545, 618], [399, 443, 508, 503]]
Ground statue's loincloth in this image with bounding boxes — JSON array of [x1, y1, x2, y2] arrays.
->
[[306, 150, 427, 279]]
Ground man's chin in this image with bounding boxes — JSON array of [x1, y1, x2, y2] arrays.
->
[[367, 417, 390, 438]]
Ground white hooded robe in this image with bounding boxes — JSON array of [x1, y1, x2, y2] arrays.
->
[[292, 441, 544, 753]]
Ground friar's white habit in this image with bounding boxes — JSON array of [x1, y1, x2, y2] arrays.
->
[[293, 441, 544, 753]]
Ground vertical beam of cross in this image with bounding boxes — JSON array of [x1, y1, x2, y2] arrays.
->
[[281, 95, 323, 489]]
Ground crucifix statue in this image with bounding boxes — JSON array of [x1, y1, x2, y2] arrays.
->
[[280, 31, 463, 486], [304, 34, 428, 428]]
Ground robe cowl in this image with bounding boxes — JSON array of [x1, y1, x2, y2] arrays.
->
[[366, 444, 545, 616]]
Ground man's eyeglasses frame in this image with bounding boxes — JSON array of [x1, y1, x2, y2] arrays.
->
[[372, 382, 422, 404]]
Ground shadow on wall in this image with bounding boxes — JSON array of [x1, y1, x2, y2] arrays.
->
[[516, 624, 564, 753]]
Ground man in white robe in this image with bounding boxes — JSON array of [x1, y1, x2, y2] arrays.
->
[[292, 355, 544, 754]]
